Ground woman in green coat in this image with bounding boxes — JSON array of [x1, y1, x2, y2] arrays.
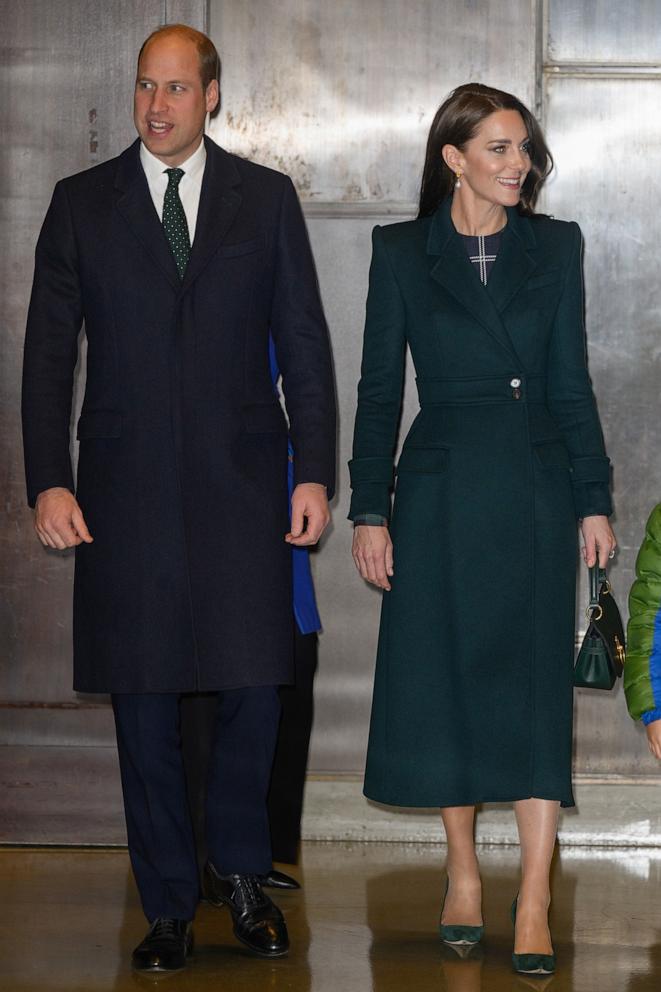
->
[[349, 84, 616, 975]]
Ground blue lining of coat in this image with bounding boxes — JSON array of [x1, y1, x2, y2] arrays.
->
[[269, 337, 322, 635]]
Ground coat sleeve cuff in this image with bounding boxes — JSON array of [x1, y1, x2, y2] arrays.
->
[[348, 456, 395, 486], [642, 709, 661, 726], [569, 456, 612, 519], [570, 455, 611, 484], [348, 457, 394, 521], [348, 484, 392, 522], [27, 471, 75, 509]]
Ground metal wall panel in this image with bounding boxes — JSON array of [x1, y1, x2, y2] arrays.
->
[[209, 0, 536, 204], [548, 0, 661, 63], [0, 0, 206, 745], [543, 74, 661, 775]]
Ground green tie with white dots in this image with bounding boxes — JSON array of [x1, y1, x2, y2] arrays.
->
[[162, 168, 191, 279]]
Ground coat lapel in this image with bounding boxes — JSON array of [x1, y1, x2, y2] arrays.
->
[[427, 199, 537, 363], [485, 208, 538, 314], [180, 136, 242, 293], [114, 136, 243, 294], [114, 140, 181, 291]]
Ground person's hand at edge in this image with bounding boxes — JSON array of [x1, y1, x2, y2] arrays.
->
[[35, 487, 93, 549], [352, 524, 394, 591], [286, 483, 330, 546], [580, 515, 616, 569]]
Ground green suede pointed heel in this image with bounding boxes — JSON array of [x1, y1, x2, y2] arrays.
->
[[511, 896, 556, 976], [439, 880, 484, 947]]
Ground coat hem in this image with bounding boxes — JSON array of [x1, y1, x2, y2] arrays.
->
[[74, 678, 292, 694], [363, 788, 575, 810]]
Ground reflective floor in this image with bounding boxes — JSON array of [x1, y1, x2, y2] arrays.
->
[[1, 842, 661, 991]]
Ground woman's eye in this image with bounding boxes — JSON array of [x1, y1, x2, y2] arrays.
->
[[521, 143, 531, 155], [491, 146, 505, 153]]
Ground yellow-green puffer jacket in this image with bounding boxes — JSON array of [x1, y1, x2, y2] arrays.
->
[[624, 503, 661, 724]]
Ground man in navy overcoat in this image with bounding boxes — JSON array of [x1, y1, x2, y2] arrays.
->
[[21, 23, 335, 973]]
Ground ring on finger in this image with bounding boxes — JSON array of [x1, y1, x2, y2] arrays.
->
[[608, 548, 616, 559]]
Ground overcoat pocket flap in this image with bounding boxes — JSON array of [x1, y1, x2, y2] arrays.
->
[[218, 236, 265, 258], [396, 447, 449, 474], [533, 440, 571, 470], [523, 270, 562, 291], [243, 403, 287, 433], [76, 410, 122, 439]]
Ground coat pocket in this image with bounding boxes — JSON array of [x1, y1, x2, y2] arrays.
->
[[532, 439, 571, 471], [396, 446, 449, 474], [76, 410, 122, 439], [218, 236, 265, 258], [523, 270, 562, 292]]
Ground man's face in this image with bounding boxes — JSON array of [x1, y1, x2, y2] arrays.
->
[[134, 34, 218, 166]]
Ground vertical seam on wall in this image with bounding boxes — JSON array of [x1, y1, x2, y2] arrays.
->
[[534, 0, 546, 122]]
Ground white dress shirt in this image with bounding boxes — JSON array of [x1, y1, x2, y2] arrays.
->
[[139, 139, 207, 243]]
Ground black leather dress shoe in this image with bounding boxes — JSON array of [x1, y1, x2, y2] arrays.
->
[[131, 917, 193, 972], [261, 868, 301, 890], [204, 862, 289, 957]]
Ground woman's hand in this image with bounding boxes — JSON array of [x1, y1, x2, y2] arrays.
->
[[580, 515, 617, 568], [646, 721, 661, 761], [352, 525, 394, 591]]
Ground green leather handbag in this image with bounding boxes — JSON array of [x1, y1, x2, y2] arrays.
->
[[574, 566, 626, 690]]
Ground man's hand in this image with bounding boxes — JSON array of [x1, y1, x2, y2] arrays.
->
[[352, 525, 394, 591], [34, 487, 93, 549], [285, 483, 330, 546], [580, 515, 617, 569], [646, 721, 661, 761]]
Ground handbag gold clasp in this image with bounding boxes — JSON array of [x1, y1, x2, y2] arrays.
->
[[615, 634, 625, 666], [586, 604, 603, 622]]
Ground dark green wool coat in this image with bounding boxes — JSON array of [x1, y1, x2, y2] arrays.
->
[[349, 198, 612, 809]]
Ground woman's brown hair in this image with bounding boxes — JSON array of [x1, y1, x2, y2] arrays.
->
[[418, 83, 552, 218]]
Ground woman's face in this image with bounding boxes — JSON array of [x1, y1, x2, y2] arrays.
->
[[447, 109, 531, 208]]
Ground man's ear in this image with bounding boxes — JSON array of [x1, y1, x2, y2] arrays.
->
[[206, 79, 220, 116]]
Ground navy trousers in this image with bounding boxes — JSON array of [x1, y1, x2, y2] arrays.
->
[[112, 686, 280, 923], [181, 629, 318, 871]]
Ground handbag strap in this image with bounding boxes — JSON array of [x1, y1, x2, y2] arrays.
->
[[587, 565, 608, 619]]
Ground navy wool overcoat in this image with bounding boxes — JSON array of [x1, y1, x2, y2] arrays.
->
[[349, 198, 612, 809], [22, 137, 336, 693]]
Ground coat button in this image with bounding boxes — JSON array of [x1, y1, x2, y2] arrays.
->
[[510, 377, 522, 399]]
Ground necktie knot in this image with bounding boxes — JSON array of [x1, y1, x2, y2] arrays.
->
[[165, 167, 185, 187]]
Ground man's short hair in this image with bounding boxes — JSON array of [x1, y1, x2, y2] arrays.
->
[[138, 24, 221, 117]]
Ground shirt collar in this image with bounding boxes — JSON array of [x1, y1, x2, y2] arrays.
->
[[139, 137, 207, 184]]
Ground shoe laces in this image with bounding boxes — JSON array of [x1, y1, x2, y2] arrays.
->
[[233, 874, 264, 906], [149, 918, 181, 939]]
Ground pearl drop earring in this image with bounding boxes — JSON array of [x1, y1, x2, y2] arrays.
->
[[454, 171, 462, 190]]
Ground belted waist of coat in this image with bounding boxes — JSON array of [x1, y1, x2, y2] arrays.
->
[[416, 374, 546, 406]]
